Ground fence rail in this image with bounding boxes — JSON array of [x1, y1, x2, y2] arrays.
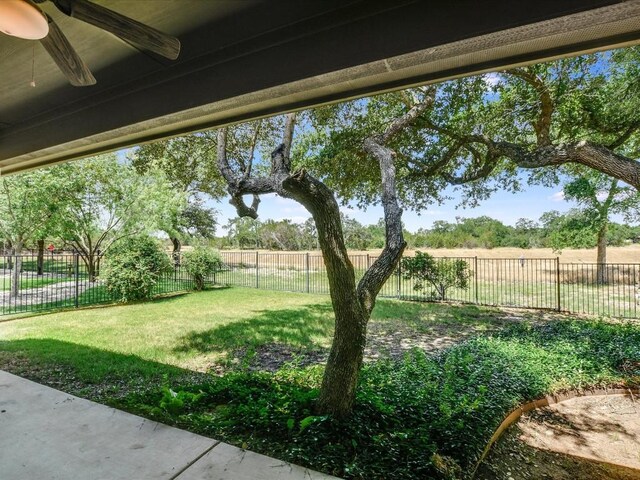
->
[[0, 253, 193, 316], [216, 252, 640, 319], [1, 252, 639, 319]]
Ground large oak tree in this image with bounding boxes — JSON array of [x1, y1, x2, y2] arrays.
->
[[306, 48, 640, 252], [215, 89, 435, 416], [176, 47, 640, 417]]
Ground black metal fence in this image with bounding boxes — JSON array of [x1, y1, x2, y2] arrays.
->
[[2, 251, 639, 319], [216, 252, 640, 319], [0, 253, 193, 316]]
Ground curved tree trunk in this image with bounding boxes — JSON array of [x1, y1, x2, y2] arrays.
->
[[171, 237, 182, 266], [37, 239, 45, 276], [87, 256, 97, 283], [10, 241, 23, 298], [283, 171, 369, 417], [216, 97, 429, 416], [282, 141, 408, 416], [76, 250, 98, 283], [596, 223, 608, 285], [6, 240, 13, 270]]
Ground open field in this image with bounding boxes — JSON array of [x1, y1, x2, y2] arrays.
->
[[220, 245, 640, 264]]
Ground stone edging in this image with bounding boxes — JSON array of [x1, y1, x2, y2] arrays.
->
[[471, 387, 640, 478]]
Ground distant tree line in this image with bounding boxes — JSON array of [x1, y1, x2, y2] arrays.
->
[[216, 212, 640, 251]]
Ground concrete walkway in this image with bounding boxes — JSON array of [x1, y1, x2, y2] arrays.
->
[[0, 371, 340, 480]]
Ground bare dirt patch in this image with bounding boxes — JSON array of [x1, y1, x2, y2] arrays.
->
[[477, 394, 640, 480], [229, 305, 566, 372]]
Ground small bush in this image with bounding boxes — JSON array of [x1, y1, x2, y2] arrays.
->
[[402, 251, 471, 300], [182, 246, 224, 290], [102, 236, 172, 302]]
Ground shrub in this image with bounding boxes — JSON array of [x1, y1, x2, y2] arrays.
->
[[102, 236, 172, 302], [402, 251, 471, 300], [182, 246, 224, 290]]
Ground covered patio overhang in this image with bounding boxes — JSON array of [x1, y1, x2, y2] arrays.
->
[[2, 0, 640, 175]]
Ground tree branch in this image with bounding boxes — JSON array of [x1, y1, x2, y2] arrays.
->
[[219, 115, 301, 219], [492, 140, 640, 189], [607, 120, 640, 150], [282, 112, 297, 168], [229, 193, 261, 219], [505, 68, 553, 146], [244, 120, 262, 179], [357, 93, 436, 313], [443, 152, 499, 185], [380, 88, 435, 144], [216, 128, 235, 185]]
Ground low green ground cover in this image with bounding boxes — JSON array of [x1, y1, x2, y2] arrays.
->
[[122, 321, 639, 479], [0, 288, 637, 479]]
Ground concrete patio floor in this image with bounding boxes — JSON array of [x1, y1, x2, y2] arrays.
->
[[0, 370, 340, 480]]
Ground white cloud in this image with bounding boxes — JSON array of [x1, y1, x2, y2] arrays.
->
[[272, 195, 307, 214], [484, 72, 501, 87], [423, 209, 444, 216], [548, 191, 565, 202], [282, 205, 307, 214], [339, 205, 357, 216]]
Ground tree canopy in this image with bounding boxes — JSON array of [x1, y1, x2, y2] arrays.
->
[[57, 155, 184, 280], [297, 48, 640, 212]]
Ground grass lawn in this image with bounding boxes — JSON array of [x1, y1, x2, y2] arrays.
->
[[0, 275, 72, 291], [0, 288, 331, 383], [0, 287, 638, 479], [0, 287, 511, 379], [237, 262, 640, 318]]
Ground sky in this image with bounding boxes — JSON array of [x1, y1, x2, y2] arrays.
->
[[210, 183, 591, 234]]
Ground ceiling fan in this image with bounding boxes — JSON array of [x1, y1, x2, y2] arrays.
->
[[0, 0, 181, 87]]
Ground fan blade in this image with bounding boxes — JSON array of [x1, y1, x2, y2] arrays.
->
[[40, 14, 96, 86], [53, 0, 180, 60]]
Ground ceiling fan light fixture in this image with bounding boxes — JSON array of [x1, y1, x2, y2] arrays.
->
[[0, 0, 49, 40]]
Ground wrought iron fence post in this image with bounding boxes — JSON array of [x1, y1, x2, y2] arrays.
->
[[474, 256, 479, 304], [305, 252, 310, 293], [397, 261, 401, 299], [556, 256, 561, 312], [256, 251, 259, 289], [74, 253, 80, 308]]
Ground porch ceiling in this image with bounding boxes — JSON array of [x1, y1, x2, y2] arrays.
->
[[2, 0, 640, 175]]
